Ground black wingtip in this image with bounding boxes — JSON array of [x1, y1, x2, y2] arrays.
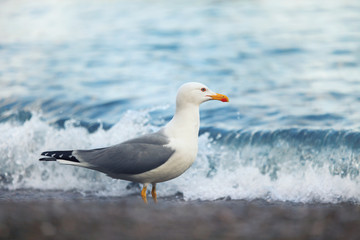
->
[[39, 157, 57, 161], [40, 150, 80, 163]]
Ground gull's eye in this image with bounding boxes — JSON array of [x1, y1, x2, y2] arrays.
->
[[201, 88, 206, 92]]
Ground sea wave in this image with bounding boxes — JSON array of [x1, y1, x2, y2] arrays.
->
[[0, 111, 360, 203]]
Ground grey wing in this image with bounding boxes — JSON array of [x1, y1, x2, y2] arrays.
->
[[73, 130, 175, 175]]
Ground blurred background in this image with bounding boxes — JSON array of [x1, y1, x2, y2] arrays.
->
[[1, 0, 360, 202]]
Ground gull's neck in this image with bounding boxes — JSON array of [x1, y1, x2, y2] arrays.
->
[[164, 102, 200, 139]]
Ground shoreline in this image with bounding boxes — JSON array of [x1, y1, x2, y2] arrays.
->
[[0, 190, 359, 239]]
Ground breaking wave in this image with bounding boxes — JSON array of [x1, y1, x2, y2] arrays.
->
[[1, 110, 360, 203]]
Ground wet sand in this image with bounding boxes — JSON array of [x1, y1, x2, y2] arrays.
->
[[0, 191, 359, 240]]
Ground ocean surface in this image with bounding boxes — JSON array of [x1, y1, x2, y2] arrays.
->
[[1, 0, 360, 203]]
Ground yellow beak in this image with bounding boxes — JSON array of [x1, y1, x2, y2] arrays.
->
[[209, 93, 229, 102]]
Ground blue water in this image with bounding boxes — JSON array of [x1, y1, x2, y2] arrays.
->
[[1, 0, 360, 203]]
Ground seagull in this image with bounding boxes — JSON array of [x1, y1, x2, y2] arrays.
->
[[39, 82, 229, 203]]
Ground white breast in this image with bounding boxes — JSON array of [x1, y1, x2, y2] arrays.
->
[[124, 92, 202, 184]]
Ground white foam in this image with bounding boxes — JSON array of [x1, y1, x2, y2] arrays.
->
[[159, 134, 360, 203], [1, 111, 360, 203], [0, 111, 152, 196]]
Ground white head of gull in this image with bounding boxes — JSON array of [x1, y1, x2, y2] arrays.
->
[[40, 82, 229, 203]]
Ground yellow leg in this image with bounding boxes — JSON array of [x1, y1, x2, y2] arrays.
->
[[151, 184, 157, 203], [141, 185, 148, 204]]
